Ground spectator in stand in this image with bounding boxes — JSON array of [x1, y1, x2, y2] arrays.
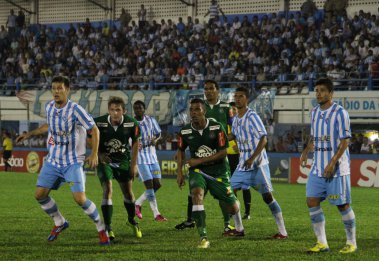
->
[[204, 0, 226, 24], [360, 137, 372, 154], [301, 0, 318, 18], [275, 136, 287, 152], [138, 4, 147, 29], [6, 9, 16, 36], [372, 140, 379, 154], [16, 10, 25, 31], [119, 8, 132, 30]]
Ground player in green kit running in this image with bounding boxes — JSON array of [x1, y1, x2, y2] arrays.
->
[[176, 98, 244, 248], [175, 80, 238, 234], [94, 96, 142, 240]]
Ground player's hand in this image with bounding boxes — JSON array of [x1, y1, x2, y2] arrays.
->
[[16, 133, 30, 143], [300, 153, 308, 167], [86, 153, 98, 169], [186, 158, 202, 168], [99, 153, 111, 164], [323, 161, 336, 179], [177, 173, 185, 189], [243, 158, 254, 170]]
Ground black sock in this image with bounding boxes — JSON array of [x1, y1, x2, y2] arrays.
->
[[124, 201, 136, 224], [187, 195, 193, 222], [101, 204, 113, 230], [243, 189, 251, 215]]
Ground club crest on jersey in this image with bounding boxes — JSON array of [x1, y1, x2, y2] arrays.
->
[[48, 136, 55, 145], [195, 145, 217, 158], [209, 131, 215, 139]]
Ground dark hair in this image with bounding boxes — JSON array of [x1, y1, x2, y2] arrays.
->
[[315, 78, 334, 92], [190, 98, 206, 110], [204, 79, 219, 90], [52, 76, 70, 88], [235, 86, 250, 98], [133, 100, 146, 109], [108, 96, 126, 110]]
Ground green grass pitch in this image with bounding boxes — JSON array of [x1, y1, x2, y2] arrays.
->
[[0, 172, 378, 260]]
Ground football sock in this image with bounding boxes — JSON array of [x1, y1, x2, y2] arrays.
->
[[101, 199, 113, 231], [232, 200, 244, 232], [268, 200, 287, 236], [339, 207, 356, 246], [187, 195, 193, 222], [192, 205, 207, 238], [38, 197, 65, 226], [219, 200, 231, 226], [81, 199, 104, 232], [124, 199, 136, 223], [135, 192, 147, 206], [309, 206, 327, 244], [145, 188, 160, 217], [242, 189, 251, 215]]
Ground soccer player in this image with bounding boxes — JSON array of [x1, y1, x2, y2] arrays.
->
[[94, 96, 142, 240], [228, 102, 252, 220], [177, 98, 244, 248], [300, 78, 357, 254], [133, 100, 167, 222], [228, 86, 288, 239], [175, 80, 234, 233], [2, 131, 13, 171], [16, 76, 110, 245]]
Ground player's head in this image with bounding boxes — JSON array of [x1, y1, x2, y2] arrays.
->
[[315, 78, 334, 106], [133, 100, 146, 119], [229, 101, 237, 116], [204, 80, 219, 102], [189, 98, 206, 124], [108, 96, 126, 122], [51, 76, 70, 107], [234, 86, 250, 109]]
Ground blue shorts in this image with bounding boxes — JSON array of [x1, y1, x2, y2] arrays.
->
[[37, 161, 86, 192], [306, 173, 351, 205], [231, 164, 273, 194], [137, 162, 161, 182]]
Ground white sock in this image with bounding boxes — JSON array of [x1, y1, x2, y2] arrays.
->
[[149, 199, 160, 217], [135, 192, 147, 206], [312, 221, 327, 244], [273, 212, 288, 236], [232, 200, 244, 232]]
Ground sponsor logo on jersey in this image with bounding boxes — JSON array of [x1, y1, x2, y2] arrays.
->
[[106, 139, 126, 154], [124, 122, 134, 127], [181, 129, 192, 135], [51, 130, 72, 137], [97, 122, 108, 127], [220, 104, 229, 108], [209, 125, 220, 131], [315, 147, 332, 152], [195, 145, 217, 158], [313, 135, 331, 142]]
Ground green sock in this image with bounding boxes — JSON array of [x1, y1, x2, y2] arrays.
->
[[192, 210, 207, 238], [101, 204, 113, 231], [123, 201, 136, 224], [219, 201, 231, 227]]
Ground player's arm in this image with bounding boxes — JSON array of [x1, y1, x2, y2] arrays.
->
[[177, 149, 186, 189], [324, 138, 350, 179], [16, 123, 48, 143], [86, 125, 99, 169], [130, 122, 141, 179], [300, 136, 314, 167], [243, 135, 267, 169]]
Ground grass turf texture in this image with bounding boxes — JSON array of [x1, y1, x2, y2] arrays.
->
[[0, 171, 378, 260]]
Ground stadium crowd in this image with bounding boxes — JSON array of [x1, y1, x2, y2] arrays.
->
[[0, 5, 379, 93]]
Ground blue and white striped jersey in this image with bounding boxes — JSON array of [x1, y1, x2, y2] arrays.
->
[[310, 102, 351, 177], [232, 108, 269, 171], [45, 100, 95, 167], [137, 115, 161, 164]]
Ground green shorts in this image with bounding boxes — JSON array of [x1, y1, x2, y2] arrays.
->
[[188, 169, 237, 205], [97, 163, 131, 184]]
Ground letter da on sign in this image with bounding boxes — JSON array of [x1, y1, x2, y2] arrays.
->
[[357, 160, 379, 187]]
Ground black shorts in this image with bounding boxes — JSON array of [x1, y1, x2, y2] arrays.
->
[[3, 150, 11, 160]]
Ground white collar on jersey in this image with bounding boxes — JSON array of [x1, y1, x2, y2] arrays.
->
[[191, 118, 209, 133], [205, 99, 221, 109], [107, 115, 124, 126]]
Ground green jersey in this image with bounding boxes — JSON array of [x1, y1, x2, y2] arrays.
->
[[95, 114, 140, 166], [205, 100, 232, 131], [178, 119, 229, 177]]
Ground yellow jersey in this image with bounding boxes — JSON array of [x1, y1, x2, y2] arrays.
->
[[226, 125, 238, 155], [3, 137, 13, 151]]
